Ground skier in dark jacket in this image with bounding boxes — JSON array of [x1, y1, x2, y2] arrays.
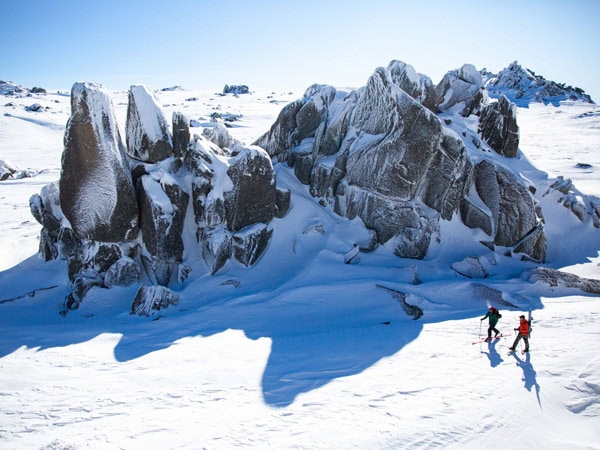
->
[[480, 307, 502, 342], [509, 315, 530, 352]]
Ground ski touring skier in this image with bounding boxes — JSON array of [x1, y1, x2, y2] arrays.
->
[[480, 307, 502, 342], [509, 315, 531, 353]]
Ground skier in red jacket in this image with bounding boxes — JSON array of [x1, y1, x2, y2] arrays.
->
[[509, 315, 530, 352]]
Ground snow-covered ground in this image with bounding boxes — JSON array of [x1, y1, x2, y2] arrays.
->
[[0, 84, 599, 449]]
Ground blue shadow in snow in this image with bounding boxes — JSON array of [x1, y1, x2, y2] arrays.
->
[[0, 254, 563, 409], [481, 340, 504, 368], [510, 351, 542, 408]]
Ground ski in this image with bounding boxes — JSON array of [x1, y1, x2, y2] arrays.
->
[[471, 334, 510, 344], [507, 349, 531, 355]]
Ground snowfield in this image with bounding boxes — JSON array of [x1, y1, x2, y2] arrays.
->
[[0, 83, 599, 449]]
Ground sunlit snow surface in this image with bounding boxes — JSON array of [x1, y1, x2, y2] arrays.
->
[[0, 86, 599, 449]]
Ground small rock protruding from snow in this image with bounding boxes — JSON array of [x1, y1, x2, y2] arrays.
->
[[104, 257, 141, 288], [451, 256, 488, 279], [524, 267, 600, 294], [130, 285, 180, 316]]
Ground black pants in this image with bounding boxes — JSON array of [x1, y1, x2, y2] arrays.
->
[[487, 326, 499, 338]]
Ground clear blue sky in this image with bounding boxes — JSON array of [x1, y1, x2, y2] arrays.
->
[[1, 0, 599, 101]]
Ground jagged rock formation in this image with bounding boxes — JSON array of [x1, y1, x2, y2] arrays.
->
[[30, 82, 289, 313], [255, 61, 546, 261], [484, 61, 594, 106]]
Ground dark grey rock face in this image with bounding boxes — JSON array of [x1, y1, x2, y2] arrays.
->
[[126, 85, 173, 163], [478, 95, 519, 157], [172, 111, 190, 157], [60, 82, 139, 243], [474, 160, 544, 261], [225, 145, 277, 232], [254, 100, 303, 157]]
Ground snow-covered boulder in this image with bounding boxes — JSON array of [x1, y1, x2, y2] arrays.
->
[[451, 256, 489, 278], [201, 226, 232, 274], [202, 122, 240, 150], [435, 64, 486, 116], [30, 183, 71, 260], [60, 82, 139, 242], [387, 60, 437, 112], [478, 95, 519, 157], [104, 257, 141, 288], [126, 85, 173, 162], [130, 285, 180, 316], [232, 223, 273, 267], [0, 159, 18, 181], [137, 166, 189, 285]]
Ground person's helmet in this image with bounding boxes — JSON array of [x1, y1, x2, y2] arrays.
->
[[489, 307, 494, 311]]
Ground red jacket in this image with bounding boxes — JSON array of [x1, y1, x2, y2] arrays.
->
[[518, 319, 530, 335]]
